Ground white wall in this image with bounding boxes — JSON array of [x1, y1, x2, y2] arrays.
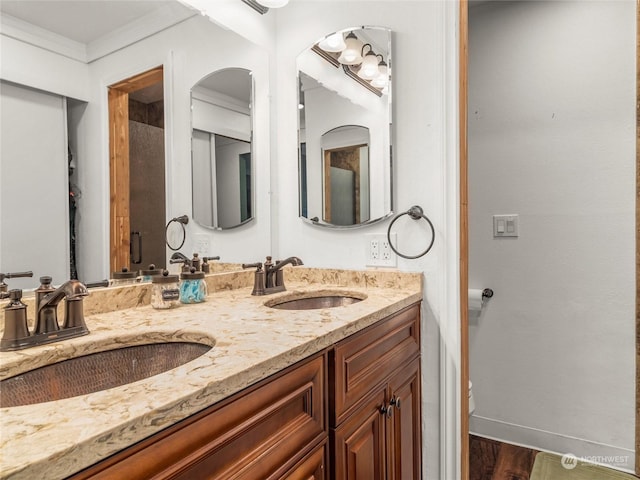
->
[[274, 3, 461, 478], [468, 0, 636, 471]]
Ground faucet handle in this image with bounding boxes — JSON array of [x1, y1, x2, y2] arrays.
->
[[242, 263, 265, 296], [242, 262, 262, 270], [1, 289, 30, 350], [63, 295, 89, 331], [0, 271, 34, 293]]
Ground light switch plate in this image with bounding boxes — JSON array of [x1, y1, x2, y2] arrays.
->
[[194, 233, 211, 255], [493, 214, 519, 237]]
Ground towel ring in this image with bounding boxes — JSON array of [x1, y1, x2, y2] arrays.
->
[[387, 205, 435, 259], [165, 215, 189, 251]]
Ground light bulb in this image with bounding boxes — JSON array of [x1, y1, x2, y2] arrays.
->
[[371, 75, 388, 89], [318, 32, 346, 53], [358, 51, 379, 80], [256, 0, 289, 7], [338, 32, 363, 65], [371, 61, 389, 88]]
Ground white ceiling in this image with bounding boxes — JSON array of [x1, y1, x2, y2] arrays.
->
[[0, 0, 179, 44], [196, 69, 252, 105]]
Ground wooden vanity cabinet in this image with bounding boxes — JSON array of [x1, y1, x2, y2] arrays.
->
[[71, 352, 327, 480], [330, 303, 421, 480]]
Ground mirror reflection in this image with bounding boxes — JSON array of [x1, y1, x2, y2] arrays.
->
[[320, 125, 370, 226], [297, 27, 392, 228], [191, 68, 254, 230]]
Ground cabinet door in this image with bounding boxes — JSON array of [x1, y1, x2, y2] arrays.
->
[[279, 441, 327, 480], [387, 357, 422, 480], [332, 387, 387, 480], [331, 304, 420, 425]]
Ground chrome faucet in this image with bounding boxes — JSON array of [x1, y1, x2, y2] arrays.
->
[[1, 278, 90, 351]]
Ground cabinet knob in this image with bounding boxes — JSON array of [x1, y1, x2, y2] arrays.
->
[[380, 403, 393, 418], [390, 396, 401, 410]]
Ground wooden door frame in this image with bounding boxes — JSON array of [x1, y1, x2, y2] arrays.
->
[[635, 2, 639, 474], [459, 1, 469, 479], [459, 1, 639, 477], [108, 66, 163, 273]]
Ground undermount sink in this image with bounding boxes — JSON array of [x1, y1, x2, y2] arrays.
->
[[266, 292, 366, 310], [1, 342, 212, 408]]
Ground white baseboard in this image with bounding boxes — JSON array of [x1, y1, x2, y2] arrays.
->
[[469, 415, 636, 474]]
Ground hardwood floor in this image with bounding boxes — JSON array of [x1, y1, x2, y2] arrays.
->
[[469, 435, 538, 480]]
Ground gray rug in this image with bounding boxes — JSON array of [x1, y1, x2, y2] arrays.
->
[[531, 452, 637, 480]]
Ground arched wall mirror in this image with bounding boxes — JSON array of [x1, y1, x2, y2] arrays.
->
[[297, 26, 393, 228], [191, 68, 254, 230]]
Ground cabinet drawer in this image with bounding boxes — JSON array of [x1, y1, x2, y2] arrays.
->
[[330, 303, 420, 425], [72, 353, 326, 480]]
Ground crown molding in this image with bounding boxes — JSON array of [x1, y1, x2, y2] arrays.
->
[[87, 3, 195, 63], [0, 4, 196, 64], [0, 13, 87, 62]]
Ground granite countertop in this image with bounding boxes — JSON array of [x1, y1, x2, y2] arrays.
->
[[0, 268, 422, 480]]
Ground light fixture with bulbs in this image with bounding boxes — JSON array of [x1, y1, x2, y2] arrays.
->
[[314, 30, 390, 95]]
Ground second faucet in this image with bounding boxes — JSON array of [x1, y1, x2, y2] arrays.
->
[[243, 256, 303, 296]]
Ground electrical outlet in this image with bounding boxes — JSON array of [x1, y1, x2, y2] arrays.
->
[[370, 238, 380, 260], [366, 233, 397, 267], [381, 237, 392, 261]]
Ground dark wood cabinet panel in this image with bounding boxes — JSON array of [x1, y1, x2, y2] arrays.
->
[[279, 441, 328, 480], [330, 304, 420, 425], [331, 304, 422, 480], [387, 357, 422, 480], [71, 353, 326, 480], [332, 387, 387, 480]]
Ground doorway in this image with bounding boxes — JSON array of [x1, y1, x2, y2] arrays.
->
[[108, 66, 166, 273], [460, 1, 638, 478]]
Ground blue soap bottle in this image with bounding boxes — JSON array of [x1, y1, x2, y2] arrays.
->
[[179, 267, 207, 304]]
